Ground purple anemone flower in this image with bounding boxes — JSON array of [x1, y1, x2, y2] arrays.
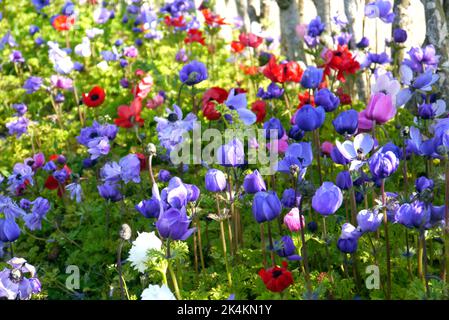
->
[[23, 76, 43, 94], [365, 0, 395, 23], [0, 257, 41, 300], [156, 207, 195, 241], [179, 60, 208, 86]]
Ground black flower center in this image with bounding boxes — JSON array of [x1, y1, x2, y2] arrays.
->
[[90, 94, 99, 101], [272, 270, 283, 278], [168, 113, 179, 122]]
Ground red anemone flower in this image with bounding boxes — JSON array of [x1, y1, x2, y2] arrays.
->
[[82, 86, 106, 108], [231, 41, 245, 54], [184, 29, 206, 46], [258, 261, 294, 293], [322, 45, 360, 82], [240, 64, 258, 76], [263, 56, 303, 83], [238, 33, 263, 49], [44, 164, 72, 197], [251, 100, 267, 123], [164, 16, 186, 28], [201, 9, 227, 27], [114, 98, 144, 128], [52, 15, 75, 31], [201, 87, 229, 121], [133, 75, 153, 100], [336, 87, 352, 105], [136, 153, 148, 171], [298, 91, 315, 109]]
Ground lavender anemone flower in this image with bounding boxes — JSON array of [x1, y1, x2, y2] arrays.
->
[[66, 182, 83, 203], [402, 45, 439, 73], [361, 52, 391, 69], [100, 161, 122, 184], [365, 0, 395, 23], [77, 121, 118, 146], [277, 142, 313, 173], [154, 104, 197, 152], [0, 31, 17, 50], [87, 137, 110, 160], [23, 76, 43, 94], [397, 66, 440, 107], [23, 197, 50, 231], [13, 103, 27, 116], [336, 133, 374, 171], [160, 177, 189, 209], [217, 138, 245, 167], [6, 117, 29, 138], [175, 48, 188, 63], [94, 7, 114, 24], [395, 201, 430, 229], [8, 163, 34, 193], [224, 88, 257, 125], [98, 183, 123, 202], [160, 0, 194, 18], [0, 257, 41, 300], [333, 14, 348, 28], [119, 154, 141, 184], [10, 50, 25, 63]]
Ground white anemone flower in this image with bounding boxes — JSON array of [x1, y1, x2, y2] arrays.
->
[[336, 133, 374, 171], [141, 284, 176, 300], [371, 73, 400, 105], [128, 231, 162, 273]]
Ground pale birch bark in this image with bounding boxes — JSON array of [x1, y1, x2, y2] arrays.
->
[[343, 0, 368, 101], [276, 0, 300, 60], [422, 0, 449, 102], [392, 0, 411, 64], [235, 0, 249, 32], [312, 0, 331, 31]]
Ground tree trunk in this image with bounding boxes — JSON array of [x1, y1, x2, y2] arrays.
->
[[392, 0, 411, 65], [422, 0, 449, 103], [247, 0, 271, 25], [235, 0, 249, 32], [276, 0, 300, 60], [312, 0, 331, 32], [344, 0, 368, 102], [247, 0, 261, 24]]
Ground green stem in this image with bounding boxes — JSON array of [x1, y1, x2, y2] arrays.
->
[[405, 229, 413, 280], [216, 194, 232, 287], [381, 179, 392, 299], [349, 187, 357, 226], [267, 221, 276, 267], [322, 217, 334, 284], [313, 129, 323, 185], [166, 240, 181, 300], [444, 158, 449, 284], [195, 215, 205, 271], [260, 223, 267, 269], [168, 262, 181, 300], [177, 83, 185, 107]]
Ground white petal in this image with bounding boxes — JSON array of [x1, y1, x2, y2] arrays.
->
[[336, 140, 357, 160], [433, 99, 447, 117], [354, 133, 374, 157]]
